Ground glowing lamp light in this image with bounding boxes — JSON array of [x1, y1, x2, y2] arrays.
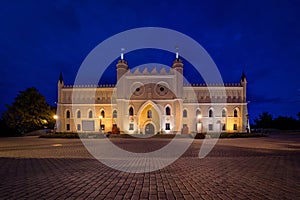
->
[[197, 114, 202, 120], [53, 115, 58, 120]]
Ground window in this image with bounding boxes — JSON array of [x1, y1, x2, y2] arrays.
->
[[66, 110, 70, 118], [209, 109, 213, 118], [234, 109, 238, 117], [129, 123, 134, 130], [222, 109, 226, 117], [208, 124, 213, 131], [129, 107, 134, 116], [77, 110, 81, 118], [113, 110, 117, 118], [196, 109, 201, 117], [66, 124, 70, 131], [88, 110, 93, 118], [147, 110, 152, 118], [183, 109, 187, 118], [222, 124, 226, 131], [101, 110, 105, 118], [77, 124, 81, 131], [233, 124, 238, 130], [165, 123, 170, 130], [100, 124, 105, 131], [166, 106, 171, 116]]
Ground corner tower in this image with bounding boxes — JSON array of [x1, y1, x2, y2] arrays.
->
[[172, 49, 184, 98], [116, 49, 129, 83]]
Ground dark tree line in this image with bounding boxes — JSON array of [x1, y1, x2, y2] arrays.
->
[[1, 87, 56, 136], [253, 112, 300, 130]]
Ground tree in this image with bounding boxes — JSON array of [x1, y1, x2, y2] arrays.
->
[[254, 112, 273, 128], [2, 87, 55, 134], [297, 112, 300, 121]]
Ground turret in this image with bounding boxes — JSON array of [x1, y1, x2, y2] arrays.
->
[[116, 49, 129, 83], [58, 72, 64, 103], [240, 71, 247, 102], [172, 48, 183, 98]]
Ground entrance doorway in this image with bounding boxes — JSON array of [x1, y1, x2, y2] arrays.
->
[[145, 123, 155, 135]]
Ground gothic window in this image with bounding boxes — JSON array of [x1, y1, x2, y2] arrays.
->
[[196, 109, 201, 117], [233, 124, 238, 130], [208, 124, 213, 131], [183, 109, 187, 118], [66, 110, 70, 119], [101, 110, 105, 118], [88, 110, 93, 118], [77, 124, 81, 131], [66, 124, 70, 131], [165, 123, 170, 130], [166, 106, 171, 116], [129, 107, 134, 116], [77, 110, 81, 118], [147, 110, 152, 118], [222, 124, 226, 131], [129, 123, 134, 130], [234, 109, 238, 117], [222, 109, 226, 117], [209, 109, 213, 118], [113, 110, 117, 118]]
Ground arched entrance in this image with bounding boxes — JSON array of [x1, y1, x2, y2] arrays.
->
[[145, 123, 155, 135]]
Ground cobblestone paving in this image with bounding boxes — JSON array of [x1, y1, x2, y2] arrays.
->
[[0, 135, 299, 199]]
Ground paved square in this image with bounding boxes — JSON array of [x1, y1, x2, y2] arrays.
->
[[0, 135, 299, 199]]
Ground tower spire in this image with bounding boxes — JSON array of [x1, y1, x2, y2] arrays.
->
[[175, 46, 179, 59], [59, 72, 63, 84], [121, 48, 125, 60]]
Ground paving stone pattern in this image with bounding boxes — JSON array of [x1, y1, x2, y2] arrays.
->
[[0, 135, 299, 199]]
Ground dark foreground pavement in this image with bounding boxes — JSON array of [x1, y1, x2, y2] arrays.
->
[[0, 134, 299, 200]]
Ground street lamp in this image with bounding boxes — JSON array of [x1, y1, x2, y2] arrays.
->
[[99, 116, 103, 133]]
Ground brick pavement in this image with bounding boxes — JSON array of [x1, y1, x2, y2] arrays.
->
[[0, 135, 299, 199]]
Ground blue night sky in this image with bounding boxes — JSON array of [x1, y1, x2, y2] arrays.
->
[[0, 0, 299, 122]]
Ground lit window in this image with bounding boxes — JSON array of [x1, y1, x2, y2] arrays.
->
[[234, 109, 238, 117], [66, 110, 70, 118], [101, 110, 105, 118], [208, 124, 213, 131], [89, 110, 93, 118], [166, 106, 171, 116], [209, 109, 213, 118], [129, 123, 134, 130], [165, 123, 170, 130], [113, 110, 117, 118], [100, 124, 105, 131], [222, 109, 226, 117], [129, 107, 134, 116], [77, 111, 81, 118], [183, 109, 187, 118], [147, 110, 152, 118]]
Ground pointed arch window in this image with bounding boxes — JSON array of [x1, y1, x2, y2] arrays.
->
[[209, 109, 213, 118], [66, 110, 70, 119], [196, 109, 201, 117], [77, 110, 81, 118], [147, 110, 152, 118], [88, 110, 93, 118], [113, 110, 117, 118], [129, 107, 134, 116], [222, 109, 226, 118], [101, 110, 105, 118], [165, 106, 171, 116], [183, 109, 187, 118], [234, 109, 238, 117]]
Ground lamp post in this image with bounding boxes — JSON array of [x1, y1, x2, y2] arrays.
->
[[99, 115, 103, 133]]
